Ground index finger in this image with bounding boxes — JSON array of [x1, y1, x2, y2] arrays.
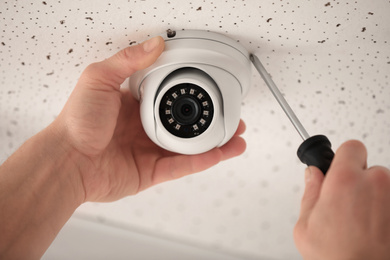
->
[[151, 129, 246, 186], [328, 140, 367, 175]]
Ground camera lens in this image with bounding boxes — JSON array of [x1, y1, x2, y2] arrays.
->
[[159, 83, 214, 138], [172, 96, 200, 125]]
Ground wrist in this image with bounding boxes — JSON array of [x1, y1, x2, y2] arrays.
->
[[43, 121, 87, 205], [0, 121, 87, 258]]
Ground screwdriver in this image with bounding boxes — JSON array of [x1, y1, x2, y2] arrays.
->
[[250, 54, 335, 174]]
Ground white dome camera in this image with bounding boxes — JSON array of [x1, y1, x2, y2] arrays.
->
[[129, 30, 251, 154]]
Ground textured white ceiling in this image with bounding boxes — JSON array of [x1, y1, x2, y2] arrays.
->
[[1, 1, 389, 259]]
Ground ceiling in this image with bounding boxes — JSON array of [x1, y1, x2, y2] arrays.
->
[[1, 0, 389, 259]]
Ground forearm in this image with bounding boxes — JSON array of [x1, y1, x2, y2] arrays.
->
[[0, 123, 85, 259]]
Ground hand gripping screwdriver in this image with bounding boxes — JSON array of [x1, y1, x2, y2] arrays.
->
[[250, 54, 335, 174]]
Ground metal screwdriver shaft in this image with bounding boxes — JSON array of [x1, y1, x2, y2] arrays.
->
[[250, 54, 310, 141], [250, 54, 334, 174]]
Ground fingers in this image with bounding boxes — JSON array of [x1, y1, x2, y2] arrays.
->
[[326, 140, 367, 185], [218, 119, 246, 160], [220, 136, 246, 161], [165, 136, 246, 178], [234, 119, 246, 136], [79, 36, 165, 90], [152, 131, 247, 185], [152, 148, 223, 185], [297, 141, 367, 226], [298, 166, 325, 223], [331, 140, 367, 170], [367, 165, 390, 175]]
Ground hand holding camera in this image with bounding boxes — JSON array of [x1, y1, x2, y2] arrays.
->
[[54, 34, 247, 202], [0, 33, 247, 259]]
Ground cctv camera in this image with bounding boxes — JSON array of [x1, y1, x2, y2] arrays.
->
[[129, 30, 251, 154]]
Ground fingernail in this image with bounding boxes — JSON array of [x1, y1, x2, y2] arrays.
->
[[143, 37, 161, 53], [305, 167, 312, 182]]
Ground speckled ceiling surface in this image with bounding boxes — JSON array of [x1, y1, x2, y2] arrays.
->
[[1, 1, 389, 259]]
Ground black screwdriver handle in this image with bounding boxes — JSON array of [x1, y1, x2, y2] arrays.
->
[[297, 135, 335, 175]]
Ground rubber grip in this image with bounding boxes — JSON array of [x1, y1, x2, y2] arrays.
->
[[297, 135, 335, 175]]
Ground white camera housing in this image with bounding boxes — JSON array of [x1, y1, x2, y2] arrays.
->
[[129, 30, 251, 154]]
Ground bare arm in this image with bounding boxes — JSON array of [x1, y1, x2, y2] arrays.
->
[[0, 36, 246, 259], [0, 125, 84, 259]]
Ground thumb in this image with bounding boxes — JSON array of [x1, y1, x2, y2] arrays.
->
[[79, 36, 165, 90], [298, 166, 325, 221]]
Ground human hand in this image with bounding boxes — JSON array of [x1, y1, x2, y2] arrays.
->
[[52, 36, 246, 202], [294, 140, 390, 260]]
